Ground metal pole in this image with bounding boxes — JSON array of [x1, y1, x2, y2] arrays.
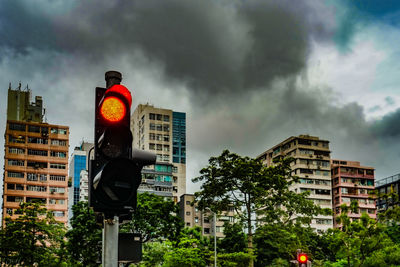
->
[[102, 216, 119, 267], [214, 212, 217, 267]]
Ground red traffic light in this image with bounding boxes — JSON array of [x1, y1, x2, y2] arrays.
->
[[100, 96, 126, 123], [298, 253, 308, 264], [99, 84, 132, 123]]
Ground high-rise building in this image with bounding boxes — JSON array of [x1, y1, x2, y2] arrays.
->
[[257, 135, 333, 231], [331, 159, 376, 227], [376, 173, 400, 212], [67, 142, 93, 224], [3, 85, 69, 226], [178, 194, 235, 238], [131, 104, 186, 202]]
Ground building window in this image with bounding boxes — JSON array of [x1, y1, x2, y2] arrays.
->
[[40, 174, 47, 181], [186, 222, 191, 226], [27, 173, 38, 181], [204, 228, 210, 234], [8, 135, 25, 144], [49, 187, 65, 194], [27, 161, 47, 169], [7, 196, 24, 202], [156, 124, 163, 131], [156, 144, 162, 151], [164, 135, 170, 142], [163, 115, 170, 122], [8, 171, 24, 178], [50, 175, 66, 181], [51, 128, 67, 134], [149, 143, 155, 150], [150, 123, 156, 130], [186, 211, 191, 216], [195, 217, 199, 223], [7, 183, 15, 190], [163, 125, 170, 132], [8, 147, 25, 154], [28, 137, 48, 144], [150, 113, 156, 120], [28, 149, 48, 156], [49, 199, 65, 205], [186, 201, 191, 205], [149, 133, 155, 140], [8, 160, 24, 166], [216, 226, 224, 233], [9, 123, 26, 131], [163, 145, 170, 152], [172, 166, 178, 173], [52, 211, 65, 217], [50, 163, 66, 169], [27, 185, 46, 192], [28, 125, 41, 133], [50, 151, 66, 158], [16, 184, 24, 190], [51, 139, 67, 146], [204, 217, 210, 223]]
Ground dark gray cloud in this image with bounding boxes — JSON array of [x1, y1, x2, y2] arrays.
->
[[0, 0, 399, 194]]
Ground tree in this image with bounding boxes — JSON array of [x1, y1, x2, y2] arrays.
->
[[219, 222, 247, 253], [0, 202, 67, 266], [65, 201, 102, 266], [323, 201, 397, 266], [121, 192, 184, 244], [193, 150, 327, 267]]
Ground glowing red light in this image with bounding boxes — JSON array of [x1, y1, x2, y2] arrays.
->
[[107, 84, 132, 107], [298, 254, 308, 263], [100, 96, 126, 122]]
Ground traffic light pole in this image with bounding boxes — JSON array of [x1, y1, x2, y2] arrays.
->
[[102, 216, 119, 267]]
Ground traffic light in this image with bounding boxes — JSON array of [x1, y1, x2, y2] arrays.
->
[[89, 72, 155, 217], [297, 253, 308, 265]]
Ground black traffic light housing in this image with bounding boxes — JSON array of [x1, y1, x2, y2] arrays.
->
[[89, 71, 156, 217]]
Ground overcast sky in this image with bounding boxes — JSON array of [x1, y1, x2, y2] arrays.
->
[[1, 0, 400, 193]]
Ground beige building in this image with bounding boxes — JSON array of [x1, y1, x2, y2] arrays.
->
[[178, 194, 235, 238], [331, 159, 376, 228], [257, 135, 333, 232], [131, 104, 186, 202], [3, 85, 69, 226]]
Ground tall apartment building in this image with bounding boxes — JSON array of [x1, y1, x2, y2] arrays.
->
[[376, 173, 400, 212], [257, 135, 333, 231], [131, 104, 186, 202], [3, 85, 69, 226], [178, 194, 235, 238], [331, 160, 376, 227], [67, 142, 93, 224]]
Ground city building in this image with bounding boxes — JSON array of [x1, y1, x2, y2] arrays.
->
[[178, 194, 235, 238], [257, 135, 333, 231], [131, 104, 186, 202], [331, 160, 376, 227], [3, 85, 69, 226], [376, 173, 400, 212], [79, 170, 89, 202], [67, 142, 93, 224]]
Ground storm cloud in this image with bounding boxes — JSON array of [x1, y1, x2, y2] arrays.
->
[[0, 0, 399, 193]]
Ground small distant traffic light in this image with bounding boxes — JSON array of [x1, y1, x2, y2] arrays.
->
[[297, 253, 308, 266], [89, 71, 156, 217]]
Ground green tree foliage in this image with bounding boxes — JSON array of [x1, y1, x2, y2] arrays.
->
[[322, 201, 400, 266], [193, 150, 327, 266], [219, 222, 247, 253], [0, 202, 67, 266], [121, 192, 184, 243], [65, 201, 102, 266]]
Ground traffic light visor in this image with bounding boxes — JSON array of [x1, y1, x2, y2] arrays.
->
[[107, 84, 132, 107], [298, 254, 308, 263], [100, 96, 126, 122]]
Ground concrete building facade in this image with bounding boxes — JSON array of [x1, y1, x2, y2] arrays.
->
[[376, 173, 400, 212], [3, 86, 69, 226], [331, 160, 376, 227], [258, 135, 333, 231], [131, 104, 186, 202], [178, 194, 235, 238]]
